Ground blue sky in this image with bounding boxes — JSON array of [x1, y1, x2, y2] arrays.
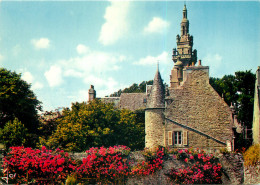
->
[[0, 0, 259, 111]]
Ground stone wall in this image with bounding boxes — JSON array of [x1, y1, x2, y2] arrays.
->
[[126, 152, 245, 185], [70, 151, 260, 184], [244, 165, 260, 184], [145, 109, 165, 148], [253, 67, 260, 144]]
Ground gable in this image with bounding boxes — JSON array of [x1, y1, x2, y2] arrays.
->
[[165, 69, 233, 143]]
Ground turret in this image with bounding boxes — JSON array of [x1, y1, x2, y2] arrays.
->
[[146, 65, 165, 109], [145, 65, 165, 148]]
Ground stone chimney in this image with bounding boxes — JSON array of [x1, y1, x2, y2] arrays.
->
[[88, 85, 96, 102]]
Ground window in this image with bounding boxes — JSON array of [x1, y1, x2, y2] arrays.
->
[[174, 131, 182, 145], [168, 130, 188, 146]]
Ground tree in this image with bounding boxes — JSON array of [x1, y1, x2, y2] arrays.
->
[[0, 118, 28, 149], [0, 68, 42, 135], [43, 100, 144, 152], [110, 80, 153, 97]]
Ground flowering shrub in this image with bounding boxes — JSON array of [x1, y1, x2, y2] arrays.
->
[[131, 147, 164, 176], [3, 146, 77, 184], [167, 148, 222, 184], [76, 145, 130, 183]]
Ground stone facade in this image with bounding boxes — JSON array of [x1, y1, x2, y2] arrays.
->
[[253, 66, 260, 144], [165, 69, 234, 150]]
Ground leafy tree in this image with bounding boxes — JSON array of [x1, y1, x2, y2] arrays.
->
[[38, 110, 63, 140], [0, 118, 28, 149], [43, 100, 144, 152], [0, 68, 42, 135], [110, 80, 153, 97]]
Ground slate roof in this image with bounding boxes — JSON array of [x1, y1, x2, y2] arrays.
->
[[119, 93, 147, 111], [146, 68, 165, 109], [100, 97, 120, 108]]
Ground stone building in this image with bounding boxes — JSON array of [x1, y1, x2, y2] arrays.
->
[[253, 67, 260, 144], [89, 5, 241, 151]]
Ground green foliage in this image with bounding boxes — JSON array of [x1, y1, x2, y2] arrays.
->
[[110, 80, 153, 97], [243, 144, 260, 167], [0, 118, 28, 148], [44, 100, 144, 152], [0, 68, 42, 136], [65, 174, 78, 185]]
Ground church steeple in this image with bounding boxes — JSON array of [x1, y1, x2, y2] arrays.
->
[[181, 4, 189, 36], [170, 4, 198, 88]]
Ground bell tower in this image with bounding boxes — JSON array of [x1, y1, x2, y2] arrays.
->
[[170, 4, 197, 88]]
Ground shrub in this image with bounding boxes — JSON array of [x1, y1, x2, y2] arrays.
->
[[166, 148, 222, 184], [76, 145, 130, 184], [243, 144, 260, 167], [131, 147, 164, 176], [3, 146, 77, 184]]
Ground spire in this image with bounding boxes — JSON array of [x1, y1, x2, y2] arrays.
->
[[181, 4, 189, 36], [147, 66, 165, 109], [183, 4, 187, 19]]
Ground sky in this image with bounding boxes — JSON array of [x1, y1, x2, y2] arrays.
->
[[0, 0, 259, 112]]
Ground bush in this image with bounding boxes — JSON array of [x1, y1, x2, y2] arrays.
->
[[166, 148, 222, 184], [243, 144, 260, 167], [3, 146, 77, 184], [131, 147, 165, 176], [0, 118, 28, 149], [76, 146, 130, 184]]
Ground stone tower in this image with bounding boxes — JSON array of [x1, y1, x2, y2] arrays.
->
[[145, 65, 165, 148], [88, 85, 96, 102], [171, 4, 197, 88]]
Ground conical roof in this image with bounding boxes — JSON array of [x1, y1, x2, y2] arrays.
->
[[147, 66, 165, 109]]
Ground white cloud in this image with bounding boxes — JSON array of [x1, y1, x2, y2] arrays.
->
[[63, 48, 124, 76], [203, 53, 223, 76], [45, 46, 126, 91], [32, 82, 44, 90], [31, 38, 50, 49], [83, 75, 120, 98], [78, 90, 89, 102], [76, 44, 89, 55], [99, 1, 130, 45], [21, 71, 43, 90], [144, 17, 170, 34], [133, 51, 169, 66], [44, 65, 63, 87], [22, 71, 34, 84]]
